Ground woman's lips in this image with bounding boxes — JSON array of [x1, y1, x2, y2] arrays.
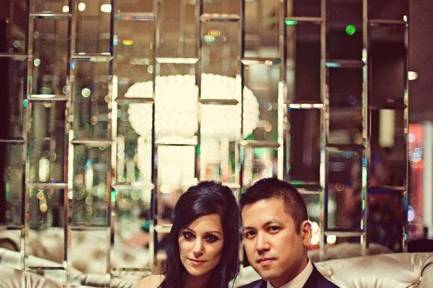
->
[[187, 258, 207, 265]]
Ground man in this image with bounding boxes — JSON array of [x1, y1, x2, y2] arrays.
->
[[239, 178, 338, 288]]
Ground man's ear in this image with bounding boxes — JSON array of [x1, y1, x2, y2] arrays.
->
[[300, 220, 312, 246]]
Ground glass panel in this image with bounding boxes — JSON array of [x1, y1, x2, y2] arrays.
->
[[286, 22, 321, 103], [117, 0, 152, 13], [200, 138, 237, 183], [286, 109, 321, 183], [156, 145, 196, 222], [370, 25, 406, 108], [116, 112, 152, 185], [244, 0, 278, 58], [112, 186, 152, 270], [326, 147, 362, 230], [243, 147, 277, 187], [33, 0, 68, 14], [70, 229, 109, 274], [72, 145, 110, 226], [0, 58, 25, 139], [76, 0, 112, 54], [116, 21, 154, 98], [29, 101, 66, 183], [368, 0, 407, 20], [0, 144, 24, 227], [243, 63, 278, 141], [408, 124, 424, 240], [157, 0, 197, 58], [369, 109, 406, 187], [155, 64, 197, 143], [73, 61, 111, 139], [1, 0, 27, 54], [201, 22, 240, 77], [328, 68, 362, 145], [368, 187, 404, 251], [203, 0, 240, 14], [28, 188, 65, 266], [289, 0, 321, 18], [32, 18, 68, 95]]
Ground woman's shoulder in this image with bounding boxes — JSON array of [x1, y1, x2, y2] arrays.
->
[[136, 274, 165, 288]]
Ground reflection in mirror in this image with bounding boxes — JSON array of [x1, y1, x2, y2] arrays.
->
[[73, 61, 111, 139], [244, 0, 278, 58], [287, 109, 321, 184], [0, 59, 25, 139], [29, 102, 66, 183], [28, 188, 65, 267], [76, 0, 112, 54], [72, 145, 110, 227], [32, 18, 68, 95], [326, 147, 362, 231], [243, 147, 277, 187], [286, 22, 321, 104], [1, 0, 27, 54], [201, 22, 240, 77], [0, 144, 24, 227]]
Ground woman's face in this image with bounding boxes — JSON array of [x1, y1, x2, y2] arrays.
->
[[178, 213, 224, 278]]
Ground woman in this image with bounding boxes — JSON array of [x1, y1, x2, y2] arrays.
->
[[138, 181, 240, 288]]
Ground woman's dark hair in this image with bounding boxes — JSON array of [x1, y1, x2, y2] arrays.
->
[[160, 181, 240, 288]]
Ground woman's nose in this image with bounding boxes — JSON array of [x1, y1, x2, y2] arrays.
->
[[192, 238, 204, 257]]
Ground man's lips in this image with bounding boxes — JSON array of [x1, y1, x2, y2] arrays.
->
[[257, 257, 276, 265]]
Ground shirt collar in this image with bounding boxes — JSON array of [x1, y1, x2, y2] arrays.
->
[[266, 260, 313, 288]]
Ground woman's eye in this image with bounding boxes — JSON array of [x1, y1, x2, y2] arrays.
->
[[182, 231, 195, 240], [204, 234, 219, 243]]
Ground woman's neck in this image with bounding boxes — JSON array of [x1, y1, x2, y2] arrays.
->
[[184, 273, 212, 288]]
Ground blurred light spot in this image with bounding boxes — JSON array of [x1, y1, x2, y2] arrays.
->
[[81, 87, 91, 98], [122, 39, 134, 46], [62, 5, 69, 13], [408, 133, 415, 143], [408, 206, 415, 222], [285, 19, 298, 26], [345, 24, 357, 36], [327, 234, 337, 244], [78, 2, 86, 12], [33, 58, 41, 67], [100, 4, 112, 13], [408, 71, 418, 81]]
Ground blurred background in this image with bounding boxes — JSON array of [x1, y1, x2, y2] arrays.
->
[[0, 0, 432, 285]]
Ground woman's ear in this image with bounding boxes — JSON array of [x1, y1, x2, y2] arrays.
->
[[300, 220, 312, 246]]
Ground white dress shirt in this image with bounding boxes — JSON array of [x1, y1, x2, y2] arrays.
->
[[266, 260, 313, 288]]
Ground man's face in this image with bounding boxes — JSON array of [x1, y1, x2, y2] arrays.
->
[[242, 197, 311, 288]]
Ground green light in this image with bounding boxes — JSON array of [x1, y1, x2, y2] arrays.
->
[[285, 19, 298, 26], [345, 24, 357, 36]]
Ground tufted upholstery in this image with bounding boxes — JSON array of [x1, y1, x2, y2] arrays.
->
[[236, 253, 433, 288]]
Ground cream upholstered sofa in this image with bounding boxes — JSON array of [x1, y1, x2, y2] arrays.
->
[[1, 252, 432, 287], [236, 253, 433, 288]]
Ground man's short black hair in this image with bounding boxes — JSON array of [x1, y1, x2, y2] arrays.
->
[[240, 177, 308, 232]]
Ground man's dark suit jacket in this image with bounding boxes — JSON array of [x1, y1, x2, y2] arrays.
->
[[238, 265, 339, 288]]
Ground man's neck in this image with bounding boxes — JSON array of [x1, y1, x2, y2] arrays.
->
[[269, 257, 310, 288]]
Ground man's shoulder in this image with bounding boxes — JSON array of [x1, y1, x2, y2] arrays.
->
[[305, 265, 339, 288], [238, 279, 266, 288]]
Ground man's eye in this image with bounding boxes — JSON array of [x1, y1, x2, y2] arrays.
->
[[243, 231, 256, 239], [204, 234, 219, 243], [268, 226, 281, 233], [182, 231, 195, 240]]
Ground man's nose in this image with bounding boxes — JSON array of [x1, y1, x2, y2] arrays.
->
[[192, 238, 204, 258], [255, 232, 270, 253]]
